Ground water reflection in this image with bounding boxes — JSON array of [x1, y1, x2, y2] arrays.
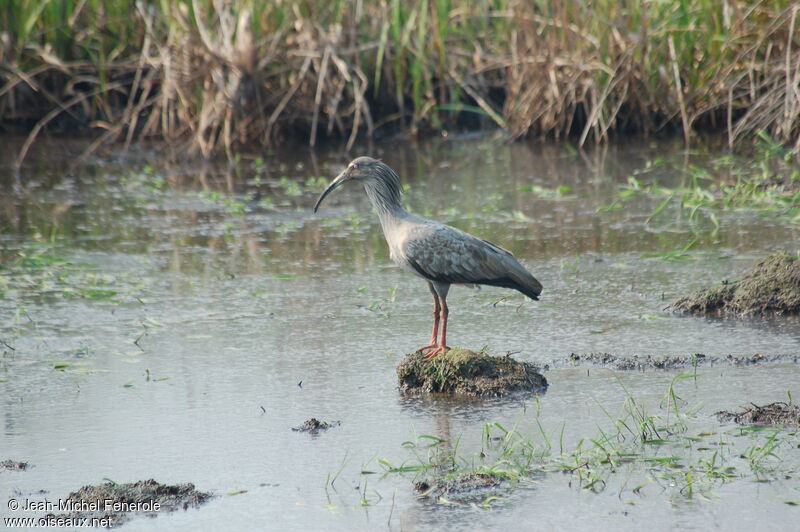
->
[[2, 136, 796, 277], [397, 391, 544, 424], [1, 135, 799, 532]]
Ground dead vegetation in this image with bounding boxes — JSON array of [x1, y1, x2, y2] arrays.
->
[[669, 253, 800, 316], [716, 402, 800, 426], [2, 1, 800, 164]]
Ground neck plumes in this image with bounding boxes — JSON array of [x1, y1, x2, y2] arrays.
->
[[363, 165, 407, 224]]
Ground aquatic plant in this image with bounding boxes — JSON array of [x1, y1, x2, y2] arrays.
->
[[600, 135, 800, 224], [0, 244, 145, 303], [375, 377, 800, 504]]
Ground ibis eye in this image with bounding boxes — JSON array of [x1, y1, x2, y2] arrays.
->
[[353, 163, 360, 169]]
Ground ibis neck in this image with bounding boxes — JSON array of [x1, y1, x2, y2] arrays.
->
[[363, 181, 408, 225]]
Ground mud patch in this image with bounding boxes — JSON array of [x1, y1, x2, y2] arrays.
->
[[414, 473, 504, 502], [45, 479, 211, 527], [0, 460, 28, 471], [397, 349, 547, 397], [668, 253, 800, 316], [716, 402, 800, 426], [292, 418, 340, 432], [552, 352, 799, 371]]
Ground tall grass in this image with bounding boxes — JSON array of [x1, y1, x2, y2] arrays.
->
[[1, 1, 798, 165]]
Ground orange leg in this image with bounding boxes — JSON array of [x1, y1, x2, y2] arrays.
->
[[423, 297, 450, 359], [416, 292, 441, 353]]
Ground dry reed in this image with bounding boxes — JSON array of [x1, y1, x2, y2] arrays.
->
[[1, 0, 798, 166]]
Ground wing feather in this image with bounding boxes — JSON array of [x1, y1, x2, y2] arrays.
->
[[404, 225, 515, 285], [401, 223, 542, 299]]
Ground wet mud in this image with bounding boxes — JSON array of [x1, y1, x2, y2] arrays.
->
[[414, 473, 504, 502], [716, 402, 800, 426], [669, 253, 800, 316], [551, 352, 800, 371], [44, 479, 211, 527], [0, 460, 28, 471], [292, 418, 341, 432], [397, 349, 548, 397]]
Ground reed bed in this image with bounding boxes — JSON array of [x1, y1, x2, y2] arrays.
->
[[1, 0, 798, 165]]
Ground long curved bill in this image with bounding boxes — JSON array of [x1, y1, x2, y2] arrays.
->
[[313, 170, 349, 213]]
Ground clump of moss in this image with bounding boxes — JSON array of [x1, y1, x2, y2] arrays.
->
[[669, 253, 800, 316], [396, 348, 547, 397], [716, 402, 800, 426]]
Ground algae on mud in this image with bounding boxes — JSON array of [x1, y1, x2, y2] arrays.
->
[[669, 253, 800, 316], [396, 349, 547, 397]]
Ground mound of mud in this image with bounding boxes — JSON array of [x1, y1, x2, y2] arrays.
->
[[668, 253, 800, 316], [554, 352, 799, 370], [45, 479, 211, 527], [716, 402, 800, 426], [397, 349, 547, 397], [292, 418, 340, 432], [414, 473, 503, 501], [0, 460, 28, 471]]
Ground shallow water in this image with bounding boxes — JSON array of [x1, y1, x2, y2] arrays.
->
[[1, 136, 798, 530]]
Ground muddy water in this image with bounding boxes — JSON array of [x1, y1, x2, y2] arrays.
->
[[1, 136, 798, 530]]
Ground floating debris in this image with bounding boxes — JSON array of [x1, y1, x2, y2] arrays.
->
[[552, 352, 799, 371], [397, 348, 547, 397], [45, 479, 211, 528], [716, 402, 800, 426], [668, 253, 800, 316], [292, 418, 340, 432], [0, 460, 29, 471]]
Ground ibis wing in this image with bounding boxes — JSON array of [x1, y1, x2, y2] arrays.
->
[[403, 224, 542, 299], [404, 226, 513, 285]]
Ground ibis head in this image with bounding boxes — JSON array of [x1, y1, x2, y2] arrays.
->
[[313, 157, 402, 214]]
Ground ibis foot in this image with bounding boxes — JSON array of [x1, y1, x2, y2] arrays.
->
[[423, 345, 450, 359], [415, 343, 437, 354]]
